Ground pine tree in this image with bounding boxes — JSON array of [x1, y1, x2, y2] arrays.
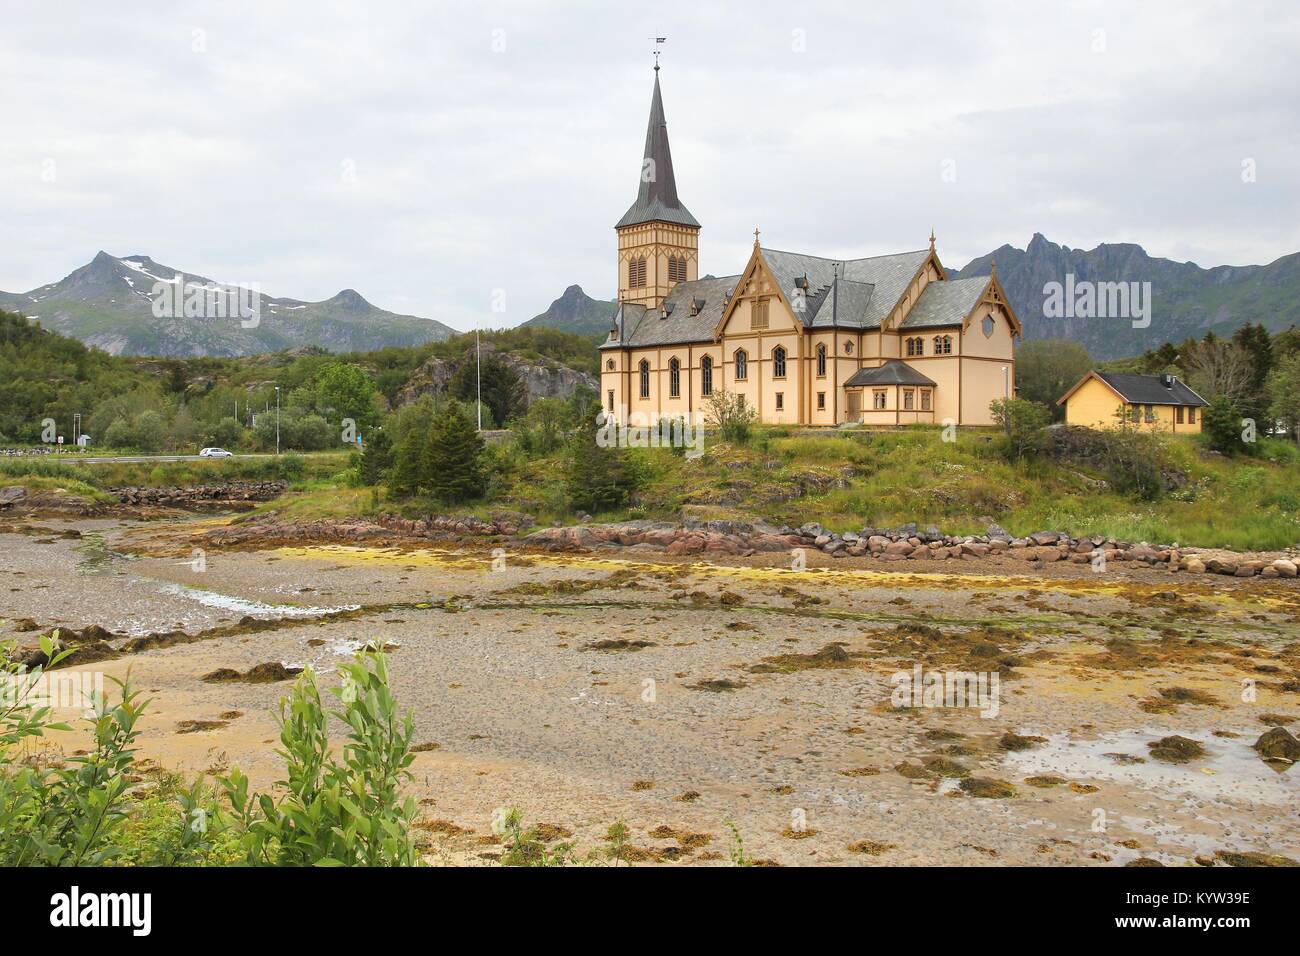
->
[[565, 412, 634, 513], [424, 403, 486, 503], [390, 428, 425, 496], [360, 429, 394, 485]]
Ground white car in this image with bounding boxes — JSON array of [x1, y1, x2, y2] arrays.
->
[[199, 447, 234, 459]]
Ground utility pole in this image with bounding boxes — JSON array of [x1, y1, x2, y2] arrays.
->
[[275, 386, 281, 455]]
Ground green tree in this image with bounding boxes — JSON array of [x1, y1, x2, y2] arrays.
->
[[565, 411, 635, 513], [424, 402, 486, 503], [989, 397, 1051, 461], [360, 429, 395, 484], [450, 354, 525, 427], [1266, 352, 1300, 444], [703, 387, 757, 444], [1014, 339, 1093, 418], [314, 362, 377, 428], [390, 428, 425, 496], [1233, 322, 1273, 424], [1201, 396, 1248, 455]]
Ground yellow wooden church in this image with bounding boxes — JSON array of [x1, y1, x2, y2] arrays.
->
[[599, 68, 1023, 427]]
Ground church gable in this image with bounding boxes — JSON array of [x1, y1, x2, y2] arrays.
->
[[715, 250, 798, 337]]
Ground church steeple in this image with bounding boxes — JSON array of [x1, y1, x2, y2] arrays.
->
[[616, 71, 699, 229], [615, 68, 700, 309]]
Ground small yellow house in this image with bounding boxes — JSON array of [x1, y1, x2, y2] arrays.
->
[[1057, 371, 1208, 433]]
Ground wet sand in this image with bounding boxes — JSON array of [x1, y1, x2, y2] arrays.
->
[[3, 517, 1298, 866]]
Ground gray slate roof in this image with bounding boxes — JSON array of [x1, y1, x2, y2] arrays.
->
[[599, 274, 740, 349], [900, 276, 989, 329], [843, 360, 936, 387], [615, 72, 700, 229], [762, 247, 932, 329], [599, 246, 974, 349], [1091, 372, 1209, 407]]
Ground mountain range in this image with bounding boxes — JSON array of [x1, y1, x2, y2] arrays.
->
[[0, 252, 458, 357], [950, 234, 1300, 359], [6, 237, 1298, 360]]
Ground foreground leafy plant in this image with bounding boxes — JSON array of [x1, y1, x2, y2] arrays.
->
[[217, 652, 420, 866]]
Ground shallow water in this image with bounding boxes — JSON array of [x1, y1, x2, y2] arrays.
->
[[1003, 727, 1298, 807]]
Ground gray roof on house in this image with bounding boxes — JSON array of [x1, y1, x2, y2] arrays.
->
[[900, 276, 989, 329], [615, 72, 700, 229], [599, 274, 740, 349], [844, 360, 936, 388], [1091, 372, 1209, 407]]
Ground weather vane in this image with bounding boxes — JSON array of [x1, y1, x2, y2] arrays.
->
[[649, 36, 666, 70]]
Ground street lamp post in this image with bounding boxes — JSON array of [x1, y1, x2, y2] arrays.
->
[[275, 386, 281, 455]]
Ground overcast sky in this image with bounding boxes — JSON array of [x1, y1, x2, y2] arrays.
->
[[3, 0, 1298, 332]]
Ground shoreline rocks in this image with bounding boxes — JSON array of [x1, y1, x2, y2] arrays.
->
[[110, 481, 288, 508]]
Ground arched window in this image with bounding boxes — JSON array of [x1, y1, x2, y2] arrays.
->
[[669, 357, 681, 398], [639, 359, 650, 398], [816, 343, 827, 377], [941, 335, 953, 354], [606, 358, 615, 370], [701, 355, 713, 396], [772, 346, 786, 379], [933, 335, 943, 354], [734, 349, 748, 381]]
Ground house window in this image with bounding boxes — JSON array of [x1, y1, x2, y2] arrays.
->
[[873, 390, 887, 410], [906, 337, 921, 357], [772, 346, 787, 379], [903, 389, 915, 410], [942, 335, 953, 354], [1176, 405, 1185, 424], [607, 389, 614, 413], [933, 335, 953, 355], [816, 344, 827, 377], [639, 359, 650, 399], [1188, 406, 1197, 424], [701, 355, 713, 396], [734, 349, 748, 380], [668, 256, 687, 284], [920, 389, 931, 411], [669, 357, 681, 398], [1144, 404, 1155, 422], [751, 298, 769, 329], [629, 257, 647, 288], [775, 392, 784, 411], [817, 392, 825, 410]]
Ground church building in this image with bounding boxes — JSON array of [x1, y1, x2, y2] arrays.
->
[[599, 68, 1022, 427]]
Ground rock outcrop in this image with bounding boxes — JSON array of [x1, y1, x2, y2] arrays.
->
[[395, 342, 595, 408]]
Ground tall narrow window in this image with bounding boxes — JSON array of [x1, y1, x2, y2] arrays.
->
[[903, 389, 915, 410], [668, 256, 686, 283], [920, 389, 931, 411], [873, 390, 887, 410], [751, 298, 769, 329], [734, 349, 748, 380], [1176, 405, 1185, 424], [775, 392, 784, 411], [941, 335, 953, 354], [817, 392, 825, 410], [669, 357, 681, 398], [607, 389, 615, 413], [701, 355, 713, 396], [1188, 406, 1197, 424], [772, 346, 786, 379], [933, 335, 943, 354], [639, 359, 650, 399], [816, 343, 827, 377]]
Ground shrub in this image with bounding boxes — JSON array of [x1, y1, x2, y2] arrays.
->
[[989, 397, 1051, 461], [216, 652, 420, 866], [703, 388, 756, 445], [565, 412, 636, 513], [1201, 397, 1250, 455]]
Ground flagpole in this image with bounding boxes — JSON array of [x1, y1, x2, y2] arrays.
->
[[475, 321, 482, 432]]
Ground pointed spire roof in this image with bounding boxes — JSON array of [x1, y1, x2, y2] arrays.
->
[[615, 70, 700, 229]]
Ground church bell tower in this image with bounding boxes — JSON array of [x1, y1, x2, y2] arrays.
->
[[615, 65, 700, 310]]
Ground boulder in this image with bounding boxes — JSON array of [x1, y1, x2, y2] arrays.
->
[[1272, 559, 1298, 578]]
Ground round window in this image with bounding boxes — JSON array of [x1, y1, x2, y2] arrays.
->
[[606, 359, 615, 370], [982, 316, 995, 338]]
